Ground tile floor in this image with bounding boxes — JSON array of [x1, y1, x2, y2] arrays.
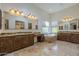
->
[[5, 40, 79, 56]]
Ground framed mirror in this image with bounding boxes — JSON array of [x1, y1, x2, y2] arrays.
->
[[5, 19, 9, 29], [0, 9, 2, 29], [35, 25, 38, 30], [28, 23, 32, 29], [70, 22, 77, 30]]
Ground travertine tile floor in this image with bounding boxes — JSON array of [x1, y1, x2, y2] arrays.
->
[[6, 40, 79, 56]]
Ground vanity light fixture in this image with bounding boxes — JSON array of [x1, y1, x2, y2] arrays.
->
[[10, 9, 15, 14], [62, 16, 73, 22], [8, 8, 22, 16], [28, 15, 32, 19], [27, 13, 37, 20], [8, 8, 38, 20], [31, 16, 34, 19], [9, 8, 16, 15]]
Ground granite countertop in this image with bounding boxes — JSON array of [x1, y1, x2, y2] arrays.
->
[[44, 34, 57, 37], [0, 33, 33, 37], [0, 32, 43, 37], [58, 31, 79, 34]]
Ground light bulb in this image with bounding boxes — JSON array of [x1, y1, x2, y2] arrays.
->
[[21, 12, 24, 16], [16, 11, 20, 16], [31, 16, 35, 19], [34, 16, 37, 20], [9, 9, 15, 15], [28, 15, 32, 19]]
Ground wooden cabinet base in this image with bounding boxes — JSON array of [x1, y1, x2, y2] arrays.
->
[[0, 34, 34, 55], [57, 32, 79, 44]]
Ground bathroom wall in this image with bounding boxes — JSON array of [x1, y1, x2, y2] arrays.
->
[[0, 3, 48, 33], [50, 4, 79, 32], [51, 4, 79, 21]]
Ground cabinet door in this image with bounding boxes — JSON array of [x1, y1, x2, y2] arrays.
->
[[21, 35, 29, 47], [14, 35, 23, 50], [0, 37, 8, 53], [0, 37, 2, 55], [64, 33, 71, 42], [71, 34, 79, 44], [58, 33, 65, 41], [5, 36, 14, 53], [0, 9, 2, 29], [28, 34, 34, 45], [0, 36, 14, 54], [58, 33, 71, 42]]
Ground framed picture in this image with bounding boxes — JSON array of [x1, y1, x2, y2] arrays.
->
[[15, 21, 25, 29]]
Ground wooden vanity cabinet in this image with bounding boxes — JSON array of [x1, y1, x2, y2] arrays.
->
[[0, 34, 34, 55], [57, 32, 79, 44], [20, 35, 29, 47], [14, 35, 23, 50], [13, 34, 34, 51], [28, 34, 34, 45], [57, 33, 71, 41]]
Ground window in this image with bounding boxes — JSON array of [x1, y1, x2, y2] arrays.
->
[[42, 27, 49, 34], [51, 21, 58, 34], [42, 21, 50, 34], [45, 21, 49, 27], [52, 27, 58, 33], [42, 21, 58, 34]]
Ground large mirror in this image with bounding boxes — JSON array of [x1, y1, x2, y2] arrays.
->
[[3, 12, 27, 30], [28, 23, 32, 29], [70, 22, 77, 30], [2, 11, 38, 31]]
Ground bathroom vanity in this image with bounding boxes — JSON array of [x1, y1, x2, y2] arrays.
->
[[58, 18, 79, 44], [57, 31, 79, 44], [0, 9, 45, 55], [0, 33, 34, 55]]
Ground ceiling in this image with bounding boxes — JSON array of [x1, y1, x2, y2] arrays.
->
[[34, 3, 76, 13], [0, 3, 77, 14]]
